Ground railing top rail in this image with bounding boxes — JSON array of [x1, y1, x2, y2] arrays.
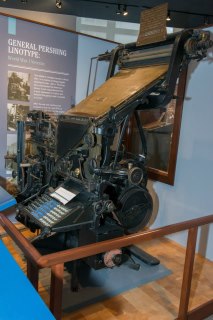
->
[[0, 212, 212, 268], [0, 213, 41, 265]]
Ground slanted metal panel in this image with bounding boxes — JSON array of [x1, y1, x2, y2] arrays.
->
[[65, 65, 168, 118]]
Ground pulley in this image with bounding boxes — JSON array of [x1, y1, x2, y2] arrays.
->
[[116, 186, 153, 233]]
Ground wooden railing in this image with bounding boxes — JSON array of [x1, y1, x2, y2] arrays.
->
[[0, 212, 212, 320]]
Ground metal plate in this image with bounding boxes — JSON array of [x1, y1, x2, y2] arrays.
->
[[65, 65, 168, 118]]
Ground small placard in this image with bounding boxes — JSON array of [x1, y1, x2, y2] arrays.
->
[[51, 186, 77, 205], [137, 3, 168, 46]]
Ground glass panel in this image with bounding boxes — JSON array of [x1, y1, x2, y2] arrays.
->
[[114, 33, 138, 43], [79, 29, 107, 39], [166, 27, 174, 34], [125, 70, 187, 185], [80, 18, 107, 27], [130, 98, 176, 172], [115, 21, 140, 30]]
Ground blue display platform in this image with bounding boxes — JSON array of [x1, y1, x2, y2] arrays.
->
[[0, 186, 16, 211], [63, 256, 172, 312], [0, 240, 55, 320]]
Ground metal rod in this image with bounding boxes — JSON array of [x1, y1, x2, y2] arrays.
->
[[86, 56, 97, 96], [134, 110, 147, 158], [113, 113, 131, 169], [92, 58, 99, 92]]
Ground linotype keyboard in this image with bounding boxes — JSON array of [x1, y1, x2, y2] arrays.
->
[[20, 193, 93, 232], [24, 194, 70, 228]]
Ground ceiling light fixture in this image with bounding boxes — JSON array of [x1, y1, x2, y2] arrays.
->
[[116, 4, 121, 15], [123, 4, 128, 16], [166, 10, 171, 21], [56, 0, 62, 9]]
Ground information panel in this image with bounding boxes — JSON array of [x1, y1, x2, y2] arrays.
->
[[0, 15, 78, 177]]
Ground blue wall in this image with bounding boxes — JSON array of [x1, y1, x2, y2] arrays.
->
[[150, 27, 213, 260]]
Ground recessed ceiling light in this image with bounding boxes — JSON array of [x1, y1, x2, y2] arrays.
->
[[123, 5, 128, 16], [116, 4, 121, 15], [56, 0, 62, 9], [166, 11, 171, 21]]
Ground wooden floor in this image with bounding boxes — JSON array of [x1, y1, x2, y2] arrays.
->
[[1, 229, 213, 320]]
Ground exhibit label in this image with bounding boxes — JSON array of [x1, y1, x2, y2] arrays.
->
[[0, 14, 78, 178]]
